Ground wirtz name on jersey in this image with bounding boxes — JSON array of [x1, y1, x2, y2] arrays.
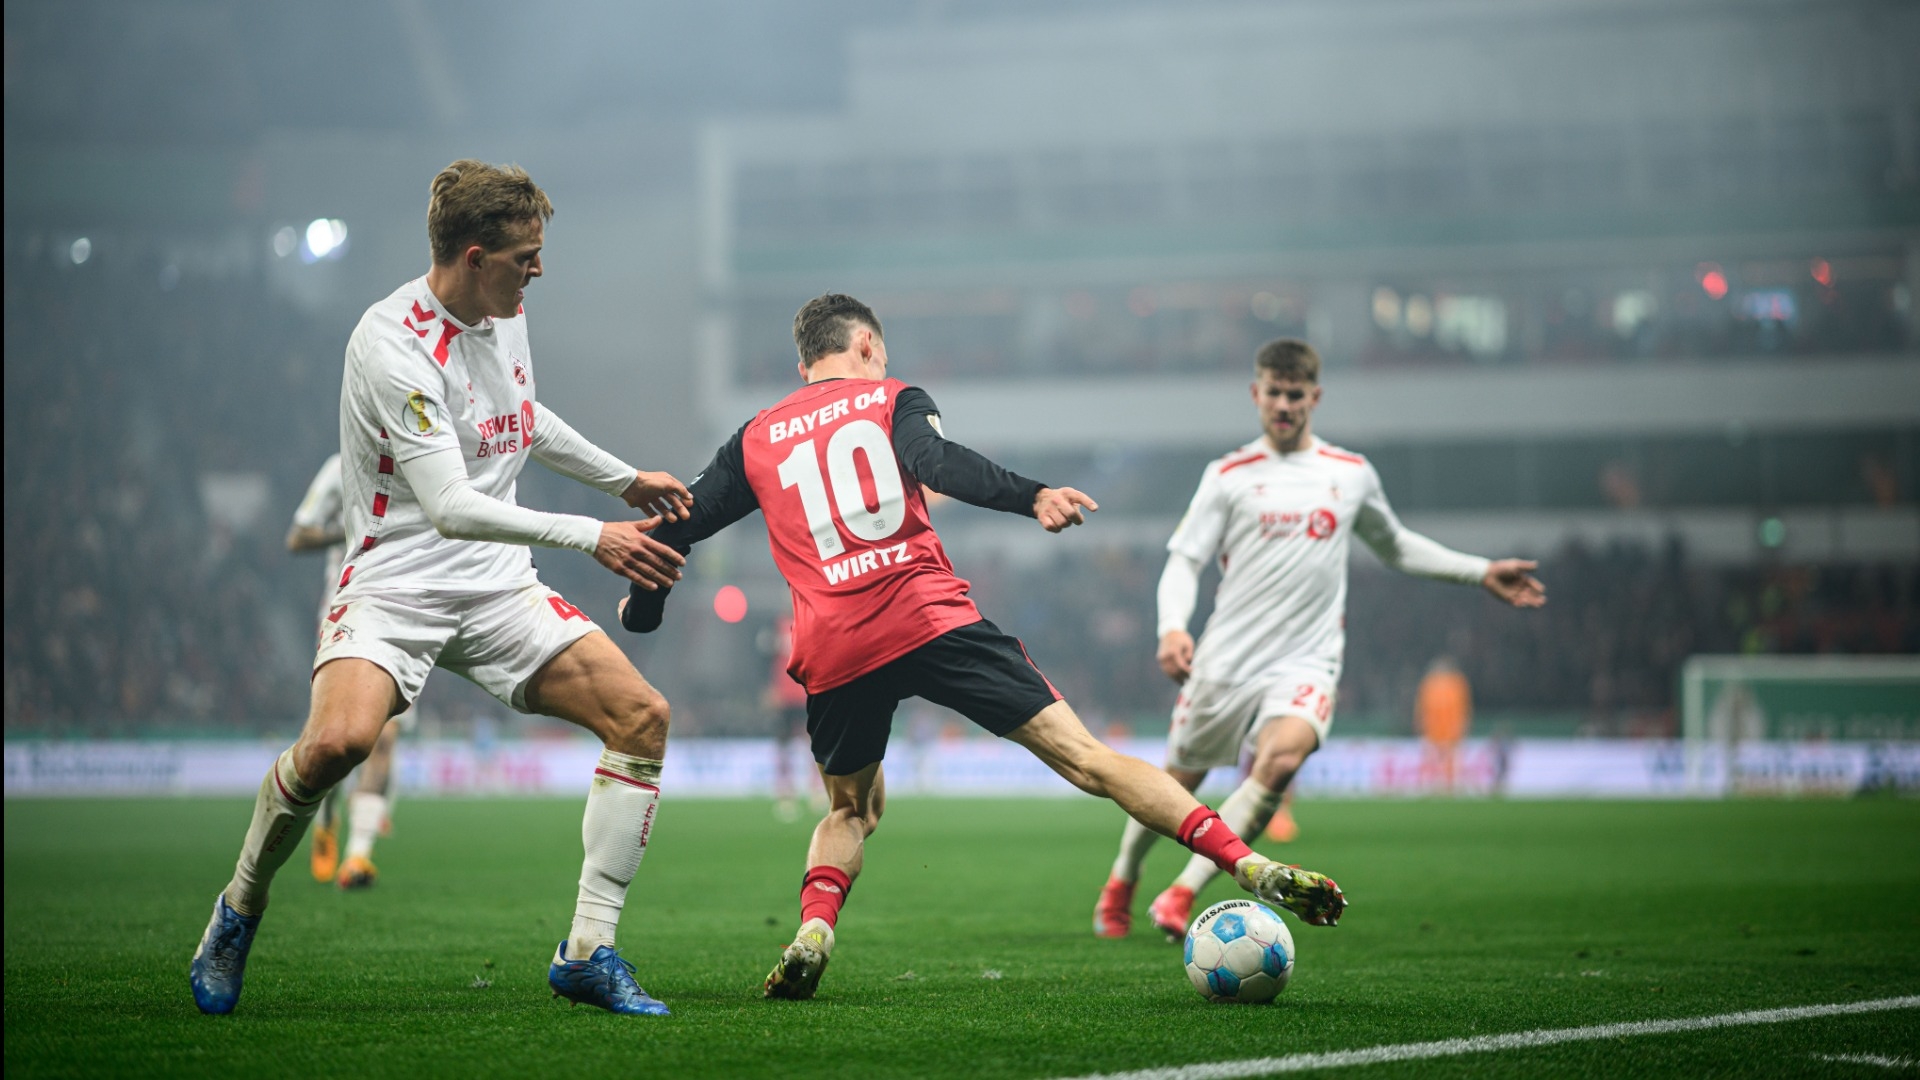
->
[[821, 542, 912, 584]]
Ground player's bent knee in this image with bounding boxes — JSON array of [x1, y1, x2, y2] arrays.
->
[[299, 726, 375, 783], [605, 685, 671, 745]]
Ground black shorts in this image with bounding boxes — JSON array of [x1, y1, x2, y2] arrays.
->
[[806, 618, 1062, 776]]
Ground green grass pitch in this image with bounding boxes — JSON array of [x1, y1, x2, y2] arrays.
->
[[5, 796, 1918, 1078]]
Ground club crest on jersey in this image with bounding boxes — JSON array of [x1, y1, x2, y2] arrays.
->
[[511, 356, 528, 385], [405, 390, 439, 435]]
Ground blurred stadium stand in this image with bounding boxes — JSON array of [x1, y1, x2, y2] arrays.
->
[[3, 0, 1915, 741]]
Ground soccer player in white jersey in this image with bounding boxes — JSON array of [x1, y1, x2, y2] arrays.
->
[[1093, 339, 1545, 940], [287, 453, 407, 890], [191, 160, 694, 1017]]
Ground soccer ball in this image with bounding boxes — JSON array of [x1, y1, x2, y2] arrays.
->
[[1184, 899, 1294, 1004]]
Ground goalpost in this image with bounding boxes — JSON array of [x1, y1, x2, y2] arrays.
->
[[1679, 655, 1920, 795]]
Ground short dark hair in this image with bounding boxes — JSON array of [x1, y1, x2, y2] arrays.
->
[[793, 294, 883, 366], [1254, 338, 1321, 384]]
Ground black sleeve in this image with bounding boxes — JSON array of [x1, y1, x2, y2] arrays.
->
[[890, 386, 1046, 517], [620, 424, 758, 633]]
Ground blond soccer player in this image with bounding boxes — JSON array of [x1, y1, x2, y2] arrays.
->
[[191, 160, 692, 1017], [1094, 339, 1545, 940]]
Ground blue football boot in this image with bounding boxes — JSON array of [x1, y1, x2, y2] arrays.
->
[[189, 893, 261, 1015], [548, 942, 671, 1016]]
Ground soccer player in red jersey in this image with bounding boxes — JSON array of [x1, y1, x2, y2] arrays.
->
[[620, 294, 1347, 1000]]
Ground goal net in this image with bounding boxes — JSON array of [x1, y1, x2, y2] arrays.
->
[[1679, 655, 1920, 796]]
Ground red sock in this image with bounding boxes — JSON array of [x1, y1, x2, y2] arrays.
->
[[1177, 807, 1255, 874], [800, 865, 853, 928]]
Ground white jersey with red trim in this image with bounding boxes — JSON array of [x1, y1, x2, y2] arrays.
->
[[1169, 435, 1394, 685], [290, 453, 347, 617], [334, 277, 543, 596]]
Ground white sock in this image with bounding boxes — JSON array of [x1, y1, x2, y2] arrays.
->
[[1173, 777, 1283, 893], [1110, 816, 1162, 883], [346, 791, 386, 861], [224, 750, 327, 916], [564, 749, 663, 962]]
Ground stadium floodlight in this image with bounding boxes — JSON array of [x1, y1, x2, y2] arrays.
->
[[301, 219, 349, 263], [273, 226, 298, 258], [69, 237, 91, 265], [1680, 654, 1920, 795]]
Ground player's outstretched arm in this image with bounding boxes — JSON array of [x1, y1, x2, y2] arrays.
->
[[1154, 551, 1204, 683], [889, 386, 1095, 530], [529, 402, 693, 522], [399, 445, 684, 589], [620, 426, 760, 633], [1351, 462, 1506, 587]]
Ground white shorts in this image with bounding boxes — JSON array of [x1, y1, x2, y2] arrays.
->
[[314, 584, 600, 712], [1165, 660, 1339, 772]]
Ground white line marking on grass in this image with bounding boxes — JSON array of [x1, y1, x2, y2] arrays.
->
[[1054, 996, 1920, 1080], [1813, 1053, 1916, 1069]]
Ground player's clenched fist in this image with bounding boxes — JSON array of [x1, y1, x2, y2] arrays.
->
[[595, 521, 685, 590], [1156, 629, 1195, 684], [621, 470, 694, 522], [1034, 486, 1099, 532]]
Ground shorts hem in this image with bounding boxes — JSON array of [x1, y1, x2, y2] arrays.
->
[[313, 644, 422, 708]]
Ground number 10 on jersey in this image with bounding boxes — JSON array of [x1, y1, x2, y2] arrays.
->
[[776, 419, 907, 560]]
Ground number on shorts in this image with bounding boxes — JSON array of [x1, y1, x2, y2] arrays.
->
[[1291, 683, 1332, 723], [776, 419, 907, 560], [548, 595, 587, 622]]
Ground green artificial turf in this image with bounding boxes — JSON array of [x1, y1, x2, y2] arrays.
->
[[5, 797, 1918, 1078]]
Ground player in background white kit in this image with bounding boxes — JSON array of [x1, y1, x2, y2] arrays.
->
[[1093, 339, 1545, 941], [191, 160, 694, 1017], [286, 453, 407, 890]]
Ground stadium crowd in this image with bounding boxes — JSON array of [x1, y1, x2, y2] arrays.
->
[[4, 249, 1914, 737], [741, 262, 1914, 384]]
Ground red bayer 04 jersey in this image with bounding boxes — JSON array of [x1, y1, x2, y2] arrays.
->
[[739, 378, 980, 692]]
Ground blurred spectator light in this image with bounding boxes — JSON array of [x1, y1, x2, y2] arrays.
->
[[1695, 263, 1729, 301], [1809, 258, 1833, 288], [1434, 295, 1507, 358], [714, 585, 748, 623], [1611, 290, 1658, 338], [1249, 291, 1284, 322], [301, 219, 349, 263], [1757, 517, 1786, 549], [1371, 287, 1401, 331], [1404, 294, 1434, 337], [1739, 290, 1796, 323], [1126, 287, 1156, 318], [272, 226, 298, 258], [68, 238, 91, 265]]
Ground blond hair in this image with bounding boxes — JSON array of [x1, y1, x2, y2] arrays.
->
[[427, 159, 554, 265]]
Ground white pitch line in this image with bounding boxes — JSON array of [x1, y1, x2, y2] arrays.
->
[[1813, 1053, 1917, 1069], [1052, 995, 1920, 1080]]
